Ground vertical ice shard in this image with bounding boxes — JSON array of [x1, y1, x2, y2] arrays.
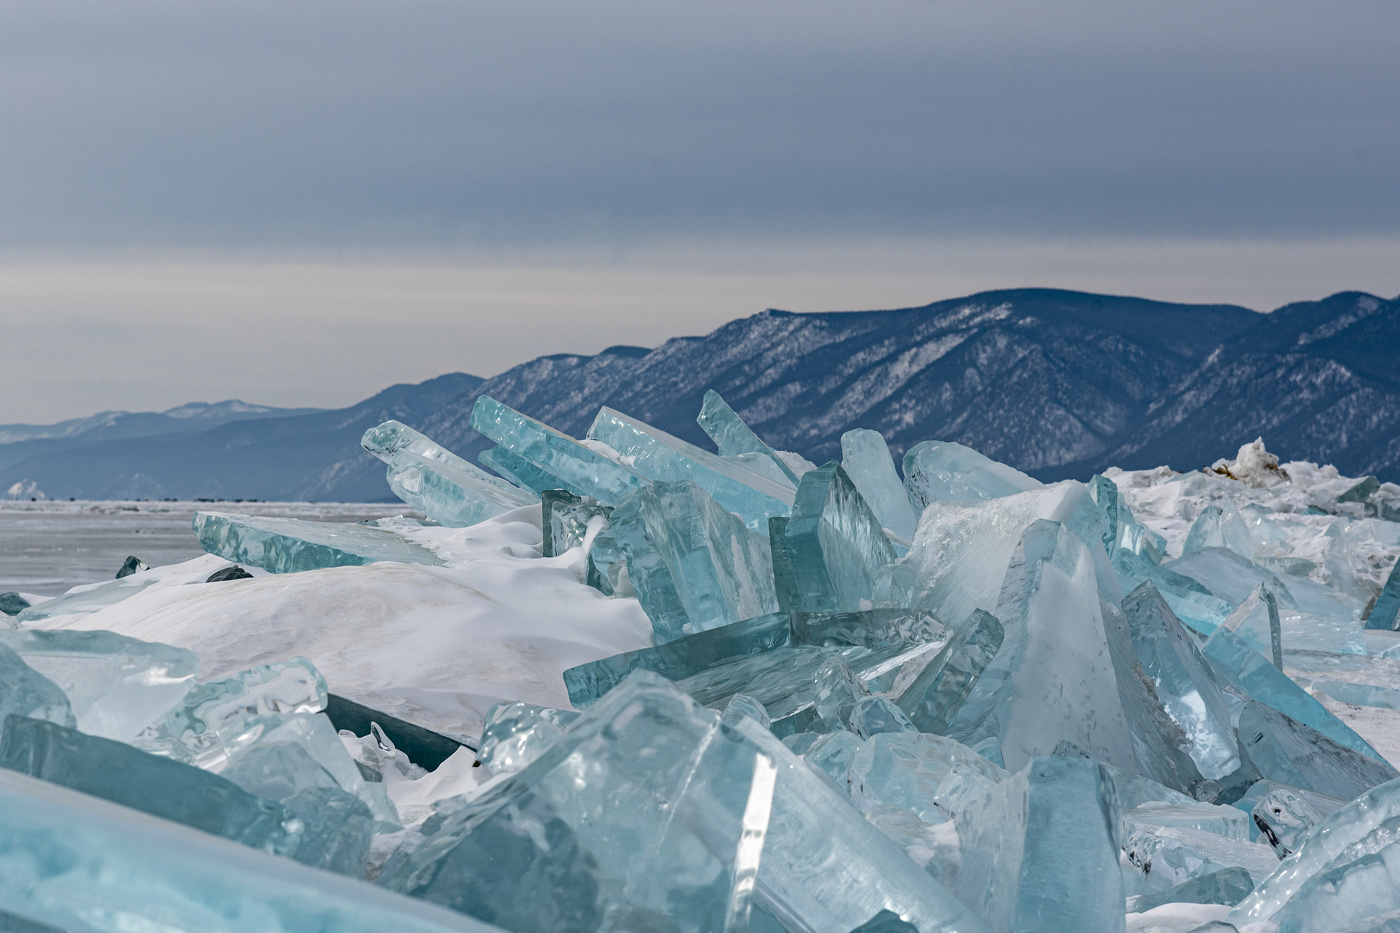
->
[[896, 609, 1004, 735], [1236, 702, 1398, 800], [841, 429, 919, 541], [946, 520, 1138, 774], [1365, 556, 1400, 631], [774, 462, 897, 614], [603, 480, 778, 642], [697, 389, 800, 486], [475, 702, 579, 776], [0, 714, 300, 855], [1202, 625, 1386, 762], [477, 444, 562, 496], [194, 512, 444, 573], [0, 630, 197, 743], [469, 396, 647, 505], [955, 756, 1125, 933], [1222, 584, 1284, 669], [362, 421, 536, 527], [849, 732, 1008, 822], [0, 644, 75, 739], [1122, 583, 1241, 781], [902, 440, 1043, 513], [1230, 776, 1400, 925], [1183, 502, 1256, 559], [588, 406, 794, 529], [0, 768, 501, 933]]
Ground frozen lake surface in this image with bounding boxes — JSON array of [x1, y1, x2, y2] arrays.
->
[[0, 500, 421, 596]]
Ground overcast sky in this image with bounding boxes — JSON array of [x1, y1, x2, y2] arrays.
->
[[2, 0, 1398, 422]]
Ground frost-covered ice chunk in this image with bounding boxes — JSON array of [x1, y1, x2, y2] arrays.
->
[[1236, 701, 1398, 800], [14, 574, 156, 622], [773, 462, 897, 614], [470, 395, 646, 506], [0, 714, 300, 855], [1184, 501, 1256, 560], [362, 421, 535, 527], [849, 695, 918, 738], [587, 405, 793, 529], [841, 428, 919, 541], [1123, 823, 1280, 889], [1124, 866, 1255, 913], [1222, 585, 1284, 670], [902, 440, 1043, 513], [895, 609, 1003, 735], [0, 629, 196, 743], [0, 644, 74, 739], [596, 480, 777, 643], [194, 512, 443, 573], [0, 768, 496, 933], [697, 389, 800, 487], [1122, 583, 1241, 781], [850, 732, 1008, 823], [956, 756, 1124, 933], [475, 701, 579, 777]]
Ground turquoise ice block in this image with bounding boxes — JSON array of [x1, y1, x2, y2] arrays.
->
[[194, 512, 444, 573]]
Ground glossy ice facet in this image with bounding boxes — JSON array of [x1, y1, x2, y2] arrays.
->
[[902, 440, 1043, 513], [0, 644, 74, 740], [1236, 702, 1398, 800], [895, 609, 1004, 735], [540, 489, 611, 557], [362, 420, 535, 527], [1124, 866, 1255, 913], [194, 512, 443, 573], [698, 389, 800, 487], [14, 575, 156, 622], [1123, 823, 1281, 889], [841, 428, 919, 541], [1222, 584, 1284, 669], [1183, 501, 1256, 559], [850, 732, 1008, 823], [475, 701, 579, 777], [1366, 556, 1400, 631], [848, 696, 918, 739], [478, 444, 563, 496]]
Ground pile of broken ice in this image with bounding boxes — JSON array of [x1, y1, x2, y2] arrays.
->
[[5, 389, 1400, 932]]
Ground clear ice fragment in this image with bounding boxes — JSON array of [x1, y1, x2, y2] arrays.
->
[[0, 645, 74, 739], [1270, 841, 1400, 933], [1183, 502, 1256, 560], [850, 732, 1008, 823], [14, 575, 156, 622], [477, 444, 562, 496], [588, 406, 793, 528], [1123, 823, 1280, 889], [1312, 679, 1400, 710], [849, 695, 918, 738], [540, 489, 611, 557], [1222, 584, 1284, 670], [1252, 784, 1345, 858], [1124, 867, 1255, 913], [0, 714, 299, 854], [0, 629, 196, 743], [281, 785, 375, 876], [774, 461, 897, 614], [902, 440, 1043, 513], [475, 701, 579, 777], [722, 693, 771, 729], [194, 511, 443, 573], [115, 554, 147, 578], [803, 729, 862, 787], [1365, 556, 1400, 631], [841, 428, 919, 541], [469, 396, 646, 505], [1236, 701, 1398, 800], [362, 420, 535, 526], [698, 389, 800, 486]]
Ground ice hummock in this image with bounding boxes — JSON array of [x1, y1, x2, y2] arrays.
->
[[4, 401, 1400, 931]]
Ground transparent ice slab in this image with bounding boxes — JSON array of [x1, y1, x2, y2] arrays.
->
[[281, 785, 376, 876], [601, 479, 778, 643], [955, 756, 1125, 933], [1089, 474, 1165, 564], [1183, 501, 1256, 560], [1122, 583, 1241, 781], [774, 462, 897, 614], [0, 644, 74, 740], [1236, 701, 1398, 801], [802, 729, 861, 788], [0, 629, 197, 743], [895, 609, 1004, 736], [194, 512, 444, 573], [540, 489, 611, 557], [1251, 783, 1346, 857], [1312, 679, 1400, 710], [1271, 842, 1400, 932], [1365, 555, 1400, 631], [1124, 866, 1255, 913], [0, 767, 502, 933], [475, 701, 579, 777], [698, 389, 800, 487], [1123, 822, 1280, 889], [841, 428, 919, 542], [14, 575, 157, 622], [0, 714, 300, 855], [469, 396, 647, 505], [362, 420, 535, 526], [588, 405, 794, 528], [902, 440, 1043, 513], [848, 696, 917, 739], [477, 444, 562, 496], [849, 732, 1008, 823], [1222, 584, 1284, 669]]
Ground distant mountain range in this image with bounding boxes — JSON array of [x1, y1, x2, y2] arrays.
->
[[4, 288, 1398, 501]]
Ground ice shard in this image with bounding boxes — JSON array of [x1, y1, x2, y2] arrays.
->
[[1230, 776, 1400, 925], [588, 405, 794, 529], [1089, 473, 1165, 563], [1122, 583, 1241, 781], [946, 520, 1138, 774], [469, 396, 647, 505], [1122, 822, 1281, 889], [540, 489, 611, 558], [599, 479, 778, 642], [1184, 501, 1256, 559], [1222, 584, 1284, 669], [721, 693, 771, 729], [362, 421, 535, 526], [802, 729, 861, 787], [0, 768, 500, 933], [1124, 867, 1255, 913], [194, 512, 444, 573], [955, 756, 1124, 933], [478, 444, 561, 496], [1252, 784, 1346, 857], [698, 389, 800, 486], [1270, 843, 1400, 933], [849, 732, 1008, 822], [1365, 555, 1400, 631], [902, 440, 1043, 513], [1311, 679, 1400, 710], [475, 701, 579, 776], [14, 575, 157, 622], [0, 629, 197, 743], [0, 644, 74, 739], [280, 786, 376, 876], [895, 609, 1004, 735], [773, 462, 897, 614], [841, 428, 919, 541], [0, 714, 300, 854], [1202, 625, 1385, 762], [1236, 702, 1398, 800], [849, 696, 918, 738]]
